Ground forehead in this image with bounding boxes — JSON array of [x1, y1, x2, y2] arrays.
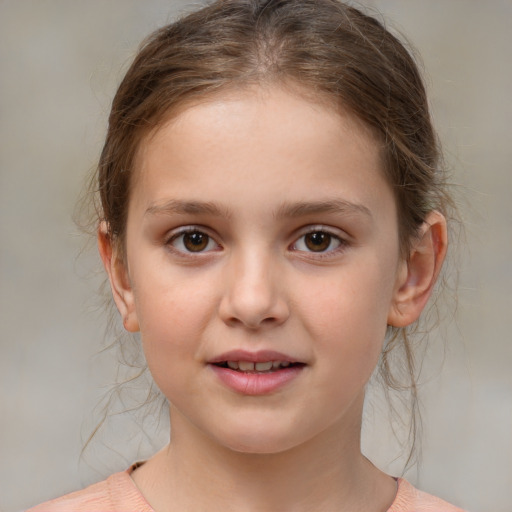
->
[[137, 85, 382, 168], [130, 84, 392, 221], [137, 83, 380, 157]]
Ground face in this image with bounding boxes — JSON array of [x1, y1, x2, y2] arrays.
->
[[105, 86, 419, 455]]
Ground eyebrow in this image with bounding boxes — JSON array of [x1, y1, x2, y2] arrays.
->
[[146, 198, 372, 221], [145, 199, 232, 218], [274, 199, 372, 220]]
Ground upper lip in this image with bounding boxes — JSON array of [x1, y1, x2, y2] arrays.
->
[[208, 349, 302, 364]]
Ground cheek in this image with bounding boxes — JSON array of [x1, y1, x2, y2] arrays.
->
[[133, 273, 218, 391], [133, 257, 218, 333], [298, 257, 396, 376], [303, 262, 393, 332]]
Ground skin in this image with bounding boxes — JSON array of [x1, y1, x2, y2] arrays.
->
[[99, 85, 447, 512]]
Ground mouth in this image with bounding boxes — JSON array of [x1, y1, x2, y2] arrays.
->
[[212, 360, 304, 373], [208, 350, 306, 394]]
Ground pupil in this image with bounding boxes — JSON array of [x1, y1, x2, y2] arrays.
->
[[305, 232, 330, 252], [184, 232, 208, 252]]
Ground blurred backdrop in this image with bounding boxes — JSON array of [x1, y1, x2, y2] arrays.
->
[[1, 1, 511, 510]]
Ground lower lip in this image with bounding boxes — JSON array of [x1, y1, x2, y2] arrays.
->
[[209, 365, 304, 395]]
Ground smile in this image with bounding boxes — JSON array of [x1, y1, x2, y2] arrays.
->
[[208, 351, 306, 395], [214, 360, 296, 372]]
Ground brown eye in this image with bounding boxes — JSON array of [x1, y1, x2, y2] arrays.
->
[[293, 229, 343, 254], [169, 229, 217, 254], [304, 232, 332, 252], [183, 231, 209, 252]]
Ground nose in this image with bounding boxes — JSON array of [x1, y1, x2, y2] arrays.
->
[[218, 249, 290, 330]]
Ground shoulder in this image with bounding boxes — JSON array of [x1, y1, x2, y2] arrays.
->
[[25, 469, 153, 512], [389, 478, 467, 512]]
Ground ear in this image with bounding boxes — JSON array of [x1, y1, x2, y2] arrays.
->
[[97, 222, 140, 332], [387, 211, 448, 328]]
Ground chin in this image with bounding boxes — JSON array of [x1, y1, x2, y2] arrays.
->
[[224, 439, 299, 456], [209, 421, 313, 456]]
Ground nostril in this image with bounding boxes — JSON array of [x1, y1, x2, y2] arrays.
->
[[217, 271, 290, 328]]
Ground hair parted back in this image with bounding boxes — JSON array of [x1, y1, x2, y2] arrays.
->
[[92, 0, 454, 465]]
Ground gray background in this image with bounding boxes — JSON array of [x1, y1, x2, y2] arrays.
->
[[1, 1, 511, 511]]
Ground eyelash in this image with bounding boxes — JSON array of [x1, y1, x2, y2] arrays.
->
[[291, 227, 348, 258], [166, 227, 220, 255], [165, 226, 348, 258]]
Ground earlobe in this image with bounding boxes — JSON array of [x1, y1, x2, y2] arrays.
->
[[387, 211, 448, 328], [97, 222, 140, 332]]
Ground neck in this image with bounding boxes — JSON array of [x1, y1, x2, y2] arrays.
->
[[131, 400, 396, 512]]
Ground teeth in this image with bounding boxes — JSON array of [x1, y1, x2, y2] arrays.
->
[[255, 361, 273, 371], [238, 361, 255, 371], [224, 360, 293, 372]]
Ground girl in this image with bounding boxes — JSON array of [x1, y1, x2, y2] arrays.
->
[[28, 0, 465, 510]]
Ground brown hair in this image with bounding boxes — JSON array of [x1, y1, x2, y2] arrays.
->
[[91, 0, 455, 466]]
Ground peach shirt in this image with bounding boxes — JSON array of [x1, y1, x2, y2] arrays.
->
[[27, 465, 466, 512]]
